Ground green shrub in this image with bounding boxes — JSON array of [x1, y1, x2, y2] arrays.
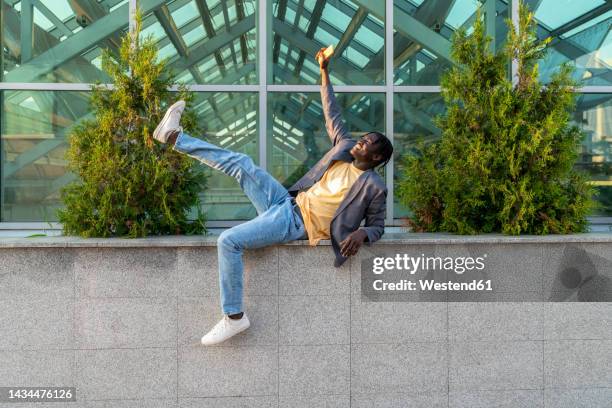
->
[[57, 14, 208, 237], [397, 1, 597, 234]]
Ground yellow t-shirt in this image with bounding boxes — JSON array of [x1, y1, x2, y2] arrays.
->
[[296, 160, 365, 246]]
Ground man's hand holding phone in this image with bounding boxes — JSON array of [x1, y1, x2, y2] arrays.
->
[[315, 45, 334, 71]]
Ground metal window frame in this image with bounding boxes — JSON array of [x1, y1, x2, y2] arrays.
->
[[1, 0, 611, 230]]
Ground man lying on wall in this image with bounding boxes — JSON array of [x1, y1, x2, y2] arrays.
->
[[152, 46, 393, 345]]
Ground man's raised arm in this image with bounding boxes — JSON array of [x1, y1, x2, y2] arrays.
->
[[317, 48, 350, 146]]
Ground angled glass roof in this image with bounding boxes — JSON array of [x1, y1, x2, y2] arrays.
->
[[272, 0, 386, 85], [2, 0, 128, 82], [139, 0, 257, 85]]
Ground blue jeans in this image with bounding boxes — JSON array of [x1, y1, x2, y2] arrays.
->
[[173, 131, 307, 314]]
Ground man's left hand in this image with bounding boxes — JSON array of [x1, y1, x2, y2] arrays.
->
[[340, 230, 368, 257]]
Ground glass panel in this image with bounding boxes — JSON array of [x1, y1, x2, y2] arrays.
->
[[393, 93, 612, 219], [530, 0, 611, 86], [268, 92, 385, 187], [1, 0, 129, 83], [393, 0, 509, 85], [393, 92, 445, 218], [271, 0, 385, 85], [574, 93, 612, 215], [139, 0, 257, 85], [189, 92, 259, 220], [1, 90, 89, 221]]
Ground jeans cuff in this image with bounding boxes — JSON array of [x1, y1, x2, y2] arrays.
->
[[172, 128, 186, 152], [222, 305, 243, 315]]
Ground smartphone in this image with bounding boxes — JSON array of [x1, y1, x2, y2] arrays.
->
[[323, 44, 335, 59]]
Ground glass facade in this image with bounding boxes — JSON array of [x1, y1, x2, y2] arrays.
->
[[1, 90, 89, 221], [393, 0, 509, 85], [532, 0, 611, 86], [190, 91, 259, 220], [2, 0, 128, 83], [574, 93, 612, 215], [1, 0, 610, 225], [393, 92, 445, 218]]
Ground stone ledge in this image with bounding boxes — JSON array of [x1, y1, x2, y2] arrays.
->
[[0, 232, 611, 248]]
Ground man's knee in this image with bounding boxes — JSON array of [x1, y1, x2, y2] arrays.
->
[[218, 229, 241, 251], [224, 152, 255, 179]]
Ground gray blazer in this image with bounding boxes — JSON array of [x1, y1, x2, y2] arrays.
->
[[288, 83, 387, 267]]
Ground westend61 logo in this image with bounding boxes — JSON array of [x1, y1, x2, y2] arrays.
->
[[362, 252, 493, 300]]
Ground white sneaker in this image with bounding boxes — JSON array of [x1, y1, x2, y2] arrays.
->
[[201, 314, 250, 346], [153, 100, 185, 143]]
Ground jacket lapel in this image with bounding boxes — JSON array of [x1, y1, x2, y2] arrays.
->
[[331, 170, 371, 221]]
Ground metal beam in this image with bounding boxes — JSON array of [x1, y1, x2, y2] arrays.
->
[[235, 0, 250, 64], [70, 0, 122, 59], [221, 0, 239, 67], [194, 0, 216, 36], [293, 0, 305, 26], [485, 0, 496, 53], [415, 0, 455, 23], [20, 0, 34, 62], [335, 7, 368, 57], [153, 4, 207, 83], [155, 5, 188, 57], [69, 0, 107, 22], [194, 0, 227, 75], [293, 0, 325, 77], [272, 0, 288, 63]]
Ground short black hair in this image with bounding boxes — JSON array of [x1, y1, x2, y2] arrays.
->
[[364, 131, 393, 169]]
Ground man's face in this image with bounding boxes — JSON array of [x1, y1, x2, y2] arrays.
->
[[350, 132, 383, 164]]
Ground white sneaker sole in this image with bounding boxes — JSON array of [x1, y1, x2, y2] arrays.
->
[[153, 100, 185, 142]]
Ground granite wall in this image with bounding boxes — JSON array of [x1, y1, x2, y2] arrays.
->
[[0, 236, 610, 407]]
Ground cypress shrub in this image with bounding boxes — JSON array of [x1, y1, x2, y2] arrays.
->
[[397, 1, 596, 234], [57, 14, 207, 237]]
